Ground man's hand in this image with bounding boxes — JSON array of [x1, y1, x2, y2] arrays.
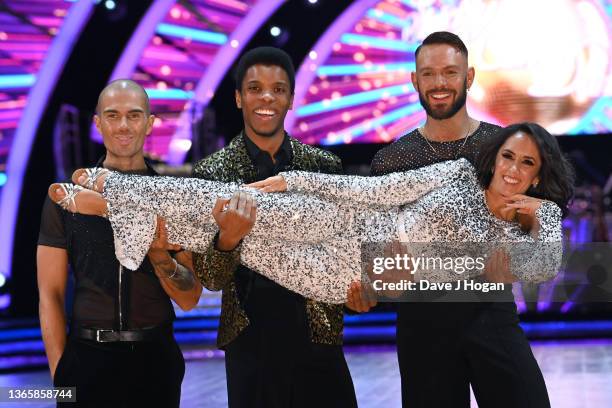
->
[[212, 191, 257, 251], [345, 281, 377, 313], [368, 241, 414, 299], [147, 217, 201, 309], [149, 217, 182, 253], [246, 175, 287, 193], [148, 217, 182, 278], [483, 248, 517, 283]]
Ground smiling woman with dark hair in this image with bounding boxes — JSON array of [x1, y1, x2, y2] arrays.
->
[[476, 122, 575, 217], [48, 122, 573, 304]]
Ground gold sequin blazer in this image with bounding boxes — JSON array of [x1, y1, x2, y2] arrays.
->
[[192, 133, 345, 349]]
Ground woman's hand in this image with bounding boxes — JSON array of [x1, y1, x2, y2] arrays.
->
[[505, 194, 543, 218], [506, 194, 545, 237], [245, 175, 287, 193]]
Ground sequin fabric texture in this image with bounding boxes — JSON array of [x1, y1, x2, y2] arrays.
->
[[283, 158, 563, 285], [191, 134, 345, 348], [100, 157, 562, 304]]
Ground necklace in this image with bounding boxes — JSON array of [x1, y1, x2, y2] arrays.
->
[[418, 121, 475, 160]]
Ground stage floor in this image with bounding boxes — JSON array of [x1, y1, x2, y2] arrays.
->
[[1, 339, 611, 407]]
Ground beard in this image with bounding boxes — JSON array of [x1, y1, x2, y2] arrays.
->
[[418, 77, 468, 120]]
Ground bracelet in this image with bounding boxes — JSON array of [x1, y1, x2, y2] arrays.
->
[[166, 258, 179, 279]]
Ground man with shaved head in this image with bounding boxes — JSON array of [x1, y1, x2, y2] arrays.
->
[[96, 78, 151, 114], [37, 79, 202, 407]]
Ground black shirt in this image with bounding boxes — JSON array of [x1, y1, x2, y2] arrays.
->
[[235, 133, 303, 314], [38, 157, 175, 330], [243, 131, 293, 179], [371, 122, 513, 325], [371, 122, 501, 174]]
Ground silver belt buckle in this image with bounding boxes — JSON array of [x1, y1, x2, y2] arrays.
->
[[95, 329, 114, 342]]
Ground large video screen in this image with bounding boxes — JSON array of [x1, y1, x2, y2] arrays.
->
[[288, 0, 612, 145]]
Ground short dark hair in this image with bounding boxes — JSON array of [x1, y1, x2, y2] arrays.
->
[[415, 31, 468, 61], [234, 46, 295, 93], [476, 122, 575, 217]]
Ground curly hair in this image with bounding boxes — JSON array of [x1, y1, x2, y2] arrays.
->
[[234, 46, 295, 93]]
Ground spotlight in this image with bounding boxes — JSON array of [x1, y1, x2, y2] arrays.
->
[[101, 0, 126, 22], [270, 26, 281, 37], [308, 0, 318, 4]]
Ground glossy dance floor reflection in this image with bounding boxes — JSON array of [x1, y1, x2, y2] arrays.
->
[[1, 340, 611, 407]]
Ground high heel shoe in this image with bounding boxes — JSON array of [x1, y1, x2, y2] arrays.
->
[[48, 183, 84, 213], [48, 183, 108, 217], [72, 167, 110, 193]]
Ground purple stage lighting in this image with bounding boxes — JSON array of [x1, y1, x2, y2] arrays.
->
[[289, 0, 612, 145], [96, 0, 285, 165], [0, 0, 95, 310]]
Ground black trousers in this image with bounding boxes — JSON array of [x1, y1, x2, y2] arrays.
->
[[53, 334, 185, 407], [396, 302, 550, 408], [225, 282, 357, 408]]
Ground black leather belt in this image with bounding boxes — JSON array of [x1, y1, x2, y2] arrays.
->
[[74, 324, 171, 343]]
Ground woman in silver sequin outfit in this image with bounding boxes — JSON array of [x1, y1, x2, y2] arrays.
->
[[50, 123, 574, 304]]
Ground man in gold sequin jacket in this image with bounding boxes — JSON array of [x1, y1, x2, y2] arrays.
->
[[192, 47, 357, 408]]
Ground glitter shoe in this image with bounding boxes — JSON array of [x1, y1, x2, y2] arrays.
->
[[48, 183, 84, 213], [72, 167, 110, 193], [48, 183, 108, 217]]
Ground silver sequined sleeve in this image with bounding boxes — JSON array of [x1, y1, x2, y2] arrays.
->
[[281, 158, 469, 208], [508, 201, 563, 283]]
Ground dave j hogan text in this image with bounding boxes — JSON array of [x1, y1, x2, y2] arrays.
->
[[372, 279, 505, 293]]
